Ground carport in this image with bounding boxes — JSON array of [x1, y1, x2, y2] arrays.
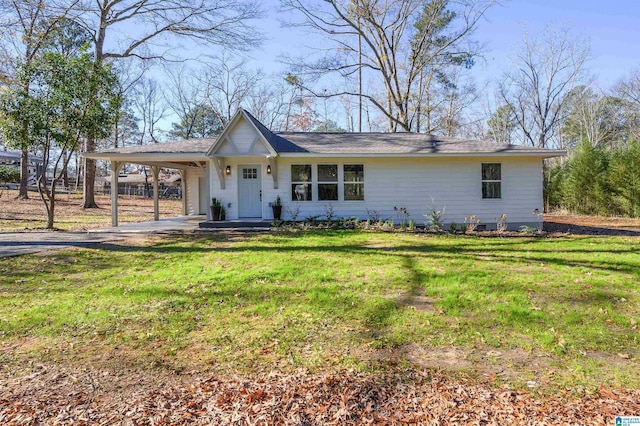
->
[[83, 139, 213, 226]]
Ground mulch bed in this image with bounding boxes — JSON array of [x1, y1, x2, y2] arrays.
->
[[1, 366, 637, 425]]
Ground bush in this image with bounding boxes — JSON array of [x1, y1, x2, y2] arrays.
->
[[0, 166, 20, 184], [544, 139, 640, 218]]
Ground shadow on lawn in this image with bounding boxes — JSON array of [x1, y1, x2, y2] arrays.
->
[[57, 233, 639, 283]]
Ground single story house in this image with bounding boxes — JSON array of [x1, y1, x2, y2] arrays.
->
[[85, 109, 564, 229]]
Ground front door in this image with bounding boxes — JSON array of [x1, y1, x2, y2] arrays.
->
[[238, 165, 262, 218]]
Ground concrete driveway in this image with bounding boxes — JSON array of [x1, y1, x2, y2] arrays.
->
[[0, 216, 205, 258], [0, 232, 121, 258]]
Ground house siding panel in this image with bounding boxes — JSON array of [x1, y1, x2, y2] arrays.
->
[[210, 156, 543, 228]]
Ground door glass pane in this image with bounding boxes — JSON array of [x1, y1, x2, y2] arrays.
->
[[242, 168, 258, 179]]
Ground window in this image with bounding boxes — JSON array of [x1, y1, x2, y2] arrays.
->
[[291, 164, 312, 201], [318, 164, 338, 201], [481, 163, 501, 199], [344, 164, 364, 201], [242, 168, 258, 179]]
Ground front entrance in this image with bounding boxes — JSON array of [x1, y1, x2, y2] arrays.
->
[[238, 165, 262, 218]]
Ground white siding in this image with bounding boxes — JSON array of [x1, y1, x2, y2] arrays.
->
[[203, 115, 545, 227], [185, 167, 204, 216], [228, 120, 257, 153], [207, 154, 544, 228], [270, 157, 543, 228]]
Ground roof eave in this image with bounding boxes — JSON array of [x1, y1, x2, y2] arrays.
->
[[82, 152, 209, 162], [206, 109, 278, 157], [276, 150, 566, 158]]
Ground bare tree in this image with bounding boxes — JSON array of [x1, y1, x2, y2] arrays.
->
[[498, 26, 590, 148], [246, 80, 290, 131], [133, 77, 169, 144], [432, 67, 479, 136], [0, 0, 79, 198], [75, 0, 262, 207], [561, 85, 630, 149], [165, 67, 207, 139], [615, 69, 640, 141], [281, 0, 493, 132], [201, 54, 263, 124]]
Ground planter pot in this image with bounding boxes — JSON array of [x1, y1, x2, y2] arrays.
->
[[272, 205, 283, 220], [211, 206, 222, 221]]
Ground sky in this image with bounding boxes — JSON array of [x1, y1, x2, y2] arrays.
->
[[250, 0, 640, 88], [145, 0, 640, 133]]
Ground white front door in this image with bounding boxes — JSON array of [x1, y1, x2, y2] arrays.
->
[[238, 165, 262, 218]]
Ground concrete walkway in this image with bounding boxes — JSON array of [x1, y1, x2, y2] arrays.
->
[[88, 215, 206, 233], [0, 216, 205, 258]]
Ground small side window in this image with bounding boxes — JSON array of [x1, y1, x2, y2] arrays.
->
[[481, 163, 501, 199]]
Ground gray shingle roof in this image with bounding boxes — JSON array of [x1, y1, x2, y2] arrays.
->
[[95, 110, 564, 157], [273, 132, 560, 155]]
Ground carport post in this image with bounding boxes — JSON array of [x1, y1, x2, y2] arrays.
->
[[111, 161, 123, 227], [151, 166, 160, 221]]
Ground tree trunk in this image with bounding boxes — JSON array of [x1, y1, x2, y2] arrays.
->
[[82, 19, 107, 209], [82, 155, 98, 208], [46, 189, 55, 229], [62, 150, 69, 189], [18, 149, 29, 199]]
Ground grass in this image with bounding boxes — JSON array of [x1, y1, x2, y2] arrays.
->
[[1, 230, 638, 393]]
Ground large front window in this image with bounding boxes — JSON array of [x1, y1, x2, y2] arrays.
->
[[289, 163, 365, 201], [482, 163, 501, 199]]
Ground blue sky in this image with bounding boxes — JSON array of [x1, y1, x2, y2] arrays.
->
[[251, 0, 640, 88]]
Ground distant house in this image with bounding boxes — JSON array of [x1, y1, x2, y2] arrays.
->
[[85, 109, 564, 229], [0, 147, 44, 185], [95, 171, 182, 197]]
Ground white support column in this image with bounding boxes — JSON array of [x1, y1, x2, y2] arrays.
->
[[179, 169, 187, 215], [151, 166, 160, 221], [110, 161, 123, 227], [267, 156, 278, 189], [212, 157, 226, 189]]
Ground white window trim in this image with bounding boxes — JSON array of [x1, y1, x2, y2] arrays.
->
[[317, 163, 339, 202], [289, 163, 365, 202], [343, 164, 365, 202], [481, 163, 502, 200]]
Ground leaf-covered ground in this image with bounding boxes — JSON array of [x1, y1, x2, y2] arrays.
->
[[0, 190, 182, 231], [1, 363, 638, 425], [1, 217, 639, 424]]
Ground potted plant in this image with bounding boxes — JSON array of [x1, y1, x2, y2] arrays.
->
[[272, 195, 283, 220], [210, 198, 222, 221], [220, 205, 227, 221]]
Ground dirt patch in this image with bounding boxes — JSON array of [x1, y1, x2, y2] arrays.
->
[[544, 214, 640, 236], [0, 190, 182, 232]]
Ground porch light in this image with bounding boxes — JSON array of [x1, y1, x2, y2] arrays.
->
[[266, 164, 272, 174], [226, 165, 231, 175]]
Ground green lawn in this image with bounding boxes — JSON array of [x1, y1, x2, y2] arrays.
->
[[1, 231, 638, 392]]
